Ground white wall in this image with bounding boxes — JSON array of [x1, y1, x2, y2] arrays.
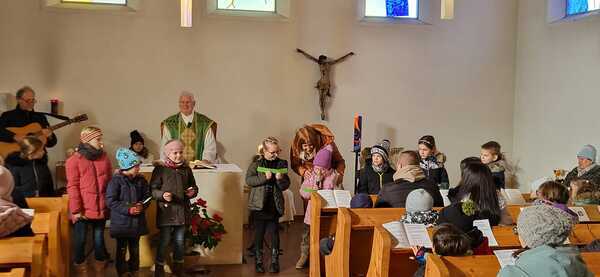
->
[[0, 0, 518, 213], [513, 0, 600, 188]]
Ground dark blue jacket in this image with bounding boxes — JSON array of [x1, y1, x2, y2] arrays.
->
[[106, 173, 151, 238]]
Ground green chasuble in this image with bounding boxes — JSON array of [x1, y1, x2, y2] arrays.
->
[[163, 112, 214, 161]]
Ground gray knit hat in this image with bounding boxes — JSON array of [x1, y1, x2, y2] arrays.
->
[[517, 205, 573, 248], [371, 139, 391, 162], [577, 144, 597, 163], [406, 189, 433, 213]]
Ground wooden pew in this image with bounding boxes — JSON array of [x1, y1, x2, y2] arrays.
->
[[367, 222, 600, 277], [26, 196, 70, 277], [30, 211, 61, 277], [0, 268, 26, 277], [0, 213, 50, 277], [342, 207, 599, 277], [507, 205, 600, 223], [425, 251, 600, 277]]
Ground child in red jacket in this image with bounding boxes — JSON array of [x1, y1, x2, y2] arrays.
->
[[66, 126, 112, 273]]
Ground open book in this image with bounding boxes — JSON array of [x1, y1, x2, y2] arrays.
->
[[473, 219, 499, 246], [500, 189, 527, 205], [569, 206, 591, 222], [494, 249, 517, 267], [317, 190, 352, 208], [382, 221, 433, 248]]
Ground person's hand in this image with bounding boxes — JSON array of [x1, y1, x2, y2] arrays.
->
[[72, 213, 86, 222], [128, 206, 141, 215], [41, 128, 53, 137], [163, 192, 173, 202], [275, 173, 283, 180], [185, 187, 196, 198], [265, 171, 273, 180], [134, 202, 144, 212]]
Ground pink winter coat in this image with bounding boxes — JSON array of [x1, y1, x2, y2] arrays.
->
[[66, 152, 112, 222], [300, 169, 339, 225]]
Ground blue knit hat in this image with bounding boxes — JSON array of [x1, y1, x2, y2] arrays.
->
[[350, 193, 373, 208], [577, 144, 597, 163], [116, 147, 141, 170]]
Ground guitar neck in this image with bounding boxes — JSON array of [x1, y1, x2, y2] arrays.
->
[[49, 120, 73, 131]]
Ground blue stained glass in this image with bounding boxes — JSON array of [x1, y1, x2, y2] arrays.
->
[[567, 0, 588, 15], [386, 0, 409, 17]]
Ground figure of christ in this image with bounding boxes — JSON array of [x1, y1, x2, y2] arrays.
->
[[296, 48, 354, 120]]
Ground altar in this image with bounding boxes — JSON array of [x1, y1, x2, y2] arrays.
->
[[140, 163, 244, 265]]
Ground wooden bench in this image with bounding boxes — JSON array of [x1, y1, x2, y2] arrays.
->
[[507, 205, 600, 223], [0, 268, 26, 277], [0, 212, 52, 277], [424, 251, 600, 277], [26, 196, 70, 277], [366, 221, 600, 277], [339, 207, 600, 277]]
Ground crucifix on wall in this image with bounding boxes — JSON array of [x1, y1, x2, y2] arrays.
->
[[296, 48, 354, 120]]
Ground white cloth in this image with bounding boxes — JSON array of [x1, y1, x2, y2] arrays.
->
[[160, 112, 218, 163], [279, 189, 296, 223]]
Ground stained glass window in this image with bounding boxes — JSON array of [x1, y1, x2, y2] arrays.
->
[[567, 0, 600, 16], [61, 0, 126, 5], [217, 0, 275, 12], [365, 0, 418, 19]]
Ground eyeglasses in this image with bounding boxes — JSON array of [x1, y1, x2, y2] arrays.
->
[[266, 150, 281, 155], [20, 98, 37, 104]]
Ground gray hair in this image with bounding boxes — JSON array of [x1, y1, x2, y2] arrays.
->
[[179, 91, 195, 102], [16, 86, 35, 99]]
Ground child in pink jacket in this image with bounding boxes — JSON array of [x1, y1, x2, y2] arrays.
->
[[66, 126, 112, 272], [296, 144, 339, 268]]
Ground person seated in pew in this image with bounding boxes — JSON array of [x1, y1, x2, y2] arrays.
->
[[448, 162, 508, 226], [412, 223, 473, 277], [569, 179, 600, 206], [533, 181, 578, 223], [4, 136, 48, 198], [437, 200, 493, 255], [563, 144, 600, 188], [298, 144, 340, 269], [498, 205, 593, 277], [417, 135, 449, 189], [318, 193, 374, 257], [357, 140, 395, 194], [400, 189, 439, 226], [375, 150, 444, 208], [0, 165, 33, 238], [448, 156, 482, 203], [480, 141, 506, 189]]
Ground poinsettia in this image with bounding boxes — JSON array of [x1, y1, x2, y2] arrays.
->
[[188, 197, 227, 250]]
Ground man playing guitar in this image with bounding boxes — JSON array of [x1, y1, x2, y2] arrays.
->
[[0, 86, 56, 196]]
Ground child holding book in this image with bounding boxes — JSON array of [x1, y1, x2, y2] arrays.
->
[[106, 148, 151, 277], [297, 144, 340, 269], [246, 137, 290, 273], [150, 139, 198, 277]]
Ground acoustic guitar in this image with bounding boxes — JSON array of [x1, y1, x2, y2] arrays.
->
[[0, 114, 88, 157]]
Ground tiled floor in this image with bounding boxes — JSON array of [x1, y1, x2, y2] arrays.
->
[[73, 220, 309, 277]]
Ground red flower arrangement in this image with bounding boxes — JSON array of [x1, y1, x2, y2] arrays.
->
[[189, 197, 226, 250]]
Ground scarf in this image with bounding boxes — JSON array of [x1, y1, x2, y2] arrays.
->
[[372, 162, 389, 174], [393, 165, 425, 182], [77, 143, 104, 161], [164, 157, 185, 169], [578, 163, 598, 177]]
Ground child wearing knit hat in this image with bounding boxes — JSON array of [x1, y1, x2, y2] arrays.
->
[[400, 189, 439, 226], [357, 140, 395, 194], [498, 205, 593, 277], [129, 130, 155, 164], [66, 126, 113, 272], [106, 148, 150, 276], [297, 144, 340, 269], [150, 139, 198, 276]]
